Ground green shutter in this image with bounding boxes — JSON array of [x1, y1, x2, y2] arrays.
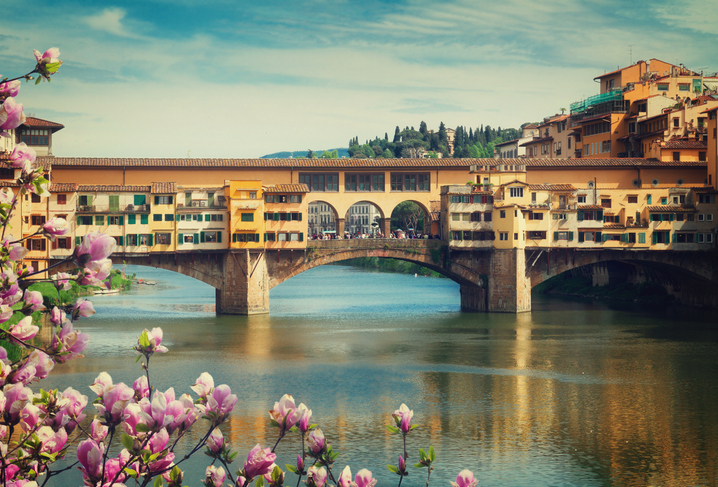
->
[[141, 214, 148, 224], [232, 233, 237, 243], [217, 232, 221, 243], [652, 232, 657, 244], [298, 213, 302, 221], [595, 231, 601, 242], [148, 234, 153, 246], [194, 233, 199, 243], [264, 233, 267, 242], [134, 195, 146, 206], [639, 233, 645, 244], [95, 215, 104, 226], [154, 196, 160, 205], [552, 214, 558, 220], [299, 232, 304, 242], [577, 211, 584, 221], [553, 231, 559, 241], [621, 233, 628, 243], [568, 232, 573, 241], [119, 216, 124, 226], [118, 236, 123, 246], [602, 233, 608, 242], [128, 214, 136, 224], [647, 195, 652, 204], [75, 236, 81, 246], [176, 214, 180, 221], [578, 232, 584, 243], [77, 216, 81, 225], [274, 212, 280, 221], [597, 210, 603, 221], [669, 213, 674, 221], [205, 214, 210, 222], [672, 232, 676, 243], [178, 233, 183, 243], [200, 232, 205, 242]]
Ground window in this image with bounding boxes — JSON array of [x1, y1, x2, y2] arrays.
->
[[31, 215, 46, 226], [628, 196, 638, 204], [345, 174, 357, 191], [288, 195, 301, 203], [673, 117, 680, 128], [484, 212, 492, 222], [602, 140, 611, 153], [141, 214, 149, 225], [500, 210, 506, 218], [31, 193, 42, 203], [241, 213, 254, 222], [184, 234, 195, 243], [95, 215, 105, 226], [163, 214, 172, 221], [673, 152, 680, 162], [265, 195, 275, 203], [29, 238, 47, 251], [109, 195, 120, 212], [499, 232, 508, 241], [128, 214, 136, 224], [699, 151, 707, 162], [57, 194, 67, 205], [126, 234, 138, 246], [57, 237, 70, 249], [249, 192, 257, 199], [153, 214, 162, 221], [205, 231, 219, 243], [552, 213, 567, 220], [389, 173, 430, 191], [657, 84, 669, 91], [108, 216, 120, 225], [266, 232, 276, 242], [527, 231, 546, 240], [679, 84, 690, 92], [509, 187, 524, 198], [661, 197, 668, 205], [578, 195, 586, 203], [21, 129, 49, 146], [527, 212, 543, 220], [155, 233, 172, 245], [514, 233, 519, 240], [471, 212, 482, 222], [154, 196, 173, 205], [600, 199, 611, 208], [652, 231, 670, 244], [78, 216, 92, 225], [299, 173, 338, 192]]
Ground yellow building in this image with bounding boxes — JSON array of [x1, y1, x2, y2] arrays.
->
[[227, 181, 264, 249], [262, 184, 308, 249], [149, 182, 177, 251]]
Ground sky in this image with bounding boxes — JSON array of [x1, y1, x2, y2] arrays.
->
[[1, 0, 717, 158]]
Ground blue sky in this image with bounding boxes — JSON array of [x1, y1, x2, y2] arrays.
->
[[2, 0, 717, 158]]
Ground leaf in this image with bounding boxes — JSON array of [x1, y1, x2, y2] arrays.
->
[[135, 355, 142, 363], [410, 424, 419, 431], [414, 463, 425, 469], [269, 419, 280, 428], [154, 474, 163, 487], [387, 465, 399, 474], [135, 423, 150, 433], [286, 464, 298, 474], [428, 446, 435, 462], [124, 468, 138, 478], [120, 434, 134, 451], [255, 476, 265, 487], [418, 449, 426, 461], [171, 465, 181, 481], [139, 331, 150, 348], [386, 425, 400, 434]]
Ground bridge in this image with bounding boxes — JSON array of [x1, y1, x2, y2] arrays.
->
[[110, 241, 718, 314]]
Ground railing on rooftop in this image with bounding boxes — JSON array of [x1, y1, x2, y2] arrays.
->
[[76, 204, 151, 213], [571, 89, 624, 114]]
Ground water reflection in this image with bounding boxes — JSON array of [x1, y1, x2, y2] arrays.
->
[[38, 265, 718, 486]]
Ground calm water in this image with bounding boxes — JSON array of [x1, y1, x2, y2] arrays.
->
[[42, 265, 718, 487]]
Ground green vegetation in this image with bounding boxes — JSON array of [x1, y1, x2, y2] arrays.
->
[[391, 201, 425, 232], [534, 272, 673, 304], [340, 257, 445, 278], [347, 121, 520, 159]]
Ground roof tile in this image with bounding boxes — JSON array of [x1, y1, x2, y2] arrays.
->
[[263, 184, 309, 193], [151, 182, 176, 194]]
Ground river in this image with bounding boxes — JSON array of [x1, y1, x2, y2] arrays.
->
[[41, 265, 718, 487]]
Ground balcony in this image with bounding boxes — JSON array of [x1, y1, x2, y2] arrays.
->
[[76, 204, 151, 213], [177, 200, 227, 210]]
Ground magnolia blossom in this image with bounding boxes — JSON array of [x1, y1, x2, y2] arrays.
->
[[393, 403, 414, 433], [51, 272, 73, 291], [73, 231, 116, 266], [9, 142, 36, 167], [191, 372, 215, 400], [135, 327, 168, 355], [354, 469, 377, 487], [33, 48, 62, 80], [72, 299, 95, 320], [200, 384, 237, 425], [307, 428, 326, 454], [77, 439, 104, 483], [307, 466, 327, 487], [0, 97, 25, 135], [42, 217, 69, 240], [0, 304, 13, 324], [47, 387, 87, 433], [23, 289, 45, 312], [51, 320, 89, 363], [0, 79, 20, 98], [96, 381, 133, 425], [338, 466, 355, 487], [204, 465, 226, 487], [450, 470, 478, 487], [398, 454, 406, 474], [298, 402, 312, 433], [243, 443, 277, 479], [8, 316, 39, 343], [269, 393, 303, 430], [4, 383, 33, 424], [207, 427, 224, 454]]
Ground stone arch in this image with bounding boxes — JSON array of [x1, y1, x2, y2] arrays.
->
[[388, 199, 432, 235], [306, 200, 340, 236], [109, 253, 225, 289], [344, 200, 386, 236]]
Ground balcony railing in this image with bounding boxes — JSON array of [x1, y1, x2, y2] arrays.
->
[[177, 201, 227, 209], [76, 204, 151, 213]]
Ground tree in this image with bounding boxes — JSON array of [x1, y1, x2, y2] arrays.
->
[[391, 201, 426, 233], [393, 126, 401, 142], [307, 149, 314, 159], [419, 121, 428, 136]]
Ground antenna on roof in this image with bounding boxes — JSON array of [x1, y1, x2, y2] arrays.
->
[[628, 45, 634, 64], [187, 150, 191, 158]]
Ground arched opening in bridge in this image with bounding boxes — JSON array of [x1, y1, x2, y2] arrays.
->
[[344, 201, 383, 236], [307, 201, 338, 237], [390, 200, 433, 237]]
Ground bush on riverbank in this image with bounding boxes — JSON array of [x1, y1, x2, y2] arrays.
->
[[534, 272, 672, 303], [338, 257, 445, 278]]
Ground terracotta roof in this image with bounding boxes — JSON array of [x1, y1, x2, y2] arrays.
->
[[78, 185, 151, 192], [470, 188, 493, 195], [526, 158, 705, 167], [520, 136, 553, 146], [177, 186, 225, 191], [528, 183, 576, 191], [151, 182, 176, 194], [578, 205, 604, 210], [263, 184, 309, 193], [575, 114, 612, 125], [603, 224, 625, 229], [0, 181, 20, 187], [494, 138, 520, 147], [662, 139, 707, 149], [50, 183, 78, 192], [21, 117, 64, 132], [647, 205, 696, 212], [500, 179, 529, 187]]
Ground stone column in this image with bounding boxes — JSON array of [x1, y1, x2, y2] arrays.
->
[[216, 250, 269, 315], [487, 248, 532, 313], [336, 218, 345, 235], [379, 218, 391, 237], [591, 263, 609, 286], [460, 284, 487, 311]]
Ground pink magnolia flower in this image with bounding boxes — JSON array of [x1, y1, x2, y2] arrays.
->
[[135, 327, 168, 355], [0, 304, 13, 324], [72, 299, 95, 319], [191, 372, 215, 399], [20, 403, 42, 431], [243, 444, 277, 480], [26, 349, 54, 381], [90, 418, 108, 442], [51, 320, 90, 363], [269, 393, 303, 430], [6, 239, 29, 261], [307, 466, 327, 487], [132, 375, 150, 400], [207, 427, 224, 454], [201, 384, 237, 425], [0, 79, 20, 98], [8, 316, 39, 342], [51, 272, 73, 291], [398, 454, 406, 474], [204, 465, 225, 487], [73, 231, 116, 266], [23, 289, 45, 312], [338, 466, 355, 487], [42, 217, 69, 240], [77, 439, 104, 483], [33, 48, 62, 79], [97, 382, 133, 425], [307, 428, 325, 454], [354, 469, 377, 487], [89, 372, 114, 398], [51, 387, 88, 433], [296, 455, 305, 473], [0, 97, 25, 135], [35, 425, 68, 455], [392, 403, 414, 433], [9, 142, 35, 166], [298, 403, 312, 433], [450, 470, 478, 487]]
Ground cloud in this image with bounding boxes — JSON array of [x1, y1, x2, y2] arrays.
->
[[652, 1, 718, 36], [83, 8, 141, 39]]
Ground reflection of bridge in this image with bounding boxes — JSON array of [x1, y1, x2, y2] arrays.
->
[[112, 240, 718, 314]]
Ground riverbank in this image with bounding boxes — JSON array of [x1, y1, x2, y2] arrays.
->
[[534, 272, 673, 304], [336, 257, 445, 277], [29, 268, 134, 308]]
